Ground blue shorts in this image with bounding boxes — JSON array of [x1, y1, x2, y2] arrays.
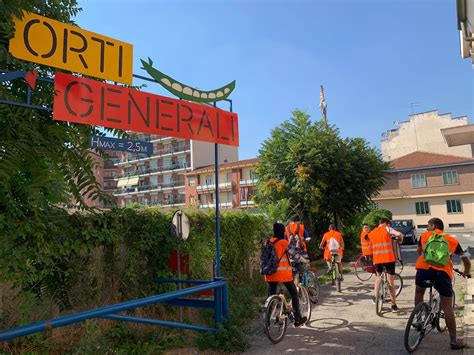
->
[[415, 268, 453, 297]]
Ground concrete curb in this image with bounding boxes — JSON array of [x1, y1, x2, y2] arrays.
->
[[464, 278, 474, 354]]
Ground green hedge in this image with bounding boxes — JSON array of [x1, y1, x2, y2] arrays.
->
[[0, 207, 268, 334]]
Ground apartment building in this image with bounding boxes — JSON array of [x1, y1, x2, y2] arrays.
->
[[102, 150, 120, 208], [114, 133, 238, 208], [373, 152, 474, 233], [381, 110, 473, 161], [185, 158, 259, 209]]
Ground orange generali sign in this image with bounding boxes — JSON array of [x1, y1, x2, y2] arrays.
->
[[53, 73, 239, 146], [9, 11, 133, 85]]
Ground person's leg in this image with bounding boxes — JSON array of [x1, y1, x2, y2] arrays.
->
[[386, 274, 396, 305], [440, 296, 456, 339], [374, 271, 382, 299], [326, 259, 331, 271], [283, 281, 303, 320], [268, 282, 278, 297], [414, 269, 430, 306]]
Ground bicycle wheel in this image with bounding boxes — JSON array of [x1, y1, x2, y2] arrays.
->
[[393, 273, 403, 297], [404, 302, 429, 352], [298, 285, 312, 323], [263, 295, 287, 344], [376, 280, 384, 316], [306, 271, 320, 304], [396, 260, 404, 274], [355, 256, 373, 282], [336, 266, 342, 292], [331, 263, 336, 286]]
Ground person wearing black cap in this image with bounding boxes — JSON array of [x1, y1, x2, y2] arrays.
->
[[264, 222, 308, 327]]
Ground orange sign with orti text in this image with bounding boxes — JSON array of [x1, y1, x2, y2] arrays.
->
[[9, 11, 133, 85]]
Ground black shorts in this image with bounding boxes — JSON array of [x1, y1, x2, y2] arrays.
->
[[375, 262, 395, 275], [415, 268, 453, 297]]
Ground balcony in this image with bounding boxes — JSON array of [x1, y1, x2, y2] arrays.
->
[[240, 179, 258, 186], [196, 181, 231, 193], [150, 196, 186, 207], [240, 200, 256, 207], [117, 144, 190, 165], [114, 181, 185, 196], [115, 162, 190, 179]]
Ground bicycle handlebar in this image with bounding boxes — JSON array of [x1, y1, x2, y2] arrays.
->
[[454, 268, 471, 278]]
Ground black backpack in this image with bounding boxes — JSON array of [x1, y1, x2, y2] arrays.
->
[[260, 239, 284, 275]]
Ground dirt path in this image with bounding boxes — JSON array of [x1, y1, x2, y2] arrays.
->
[[247, 246, 466, 355]]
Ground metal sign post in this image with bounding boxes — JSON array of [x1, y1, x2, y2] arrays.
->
[[171, 210, 190, 323]]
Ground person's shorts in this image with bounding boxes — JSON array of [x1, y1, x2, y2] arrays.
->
[[330, 252, 341, 263], [415, 268, 453, 297], [375, 262, 395, 275]]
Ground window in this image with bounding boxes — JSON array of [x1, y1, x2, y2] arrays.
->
[[446, 199, 462, 213], [443, 170, 459, 185], [226, 172, 232, 183], [417, 224, 428, 229], [188, 176, 195, 186], [411, 174, 426, 188], [449, 223, 465, 228], [415, 201, 430, 215], [227, 191, 232, 203], [205, 175, 213, 185]]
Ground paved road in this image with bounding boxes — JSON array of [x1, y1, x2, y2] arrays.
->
[[247, 246, 466, 355]]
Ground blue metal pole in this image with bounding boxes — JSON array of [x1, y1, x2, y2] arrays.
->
[[102, 314, 216, 333], [0, 281, 226, 341], [214, 142, 220, 278], [213, 102, 221, 279]]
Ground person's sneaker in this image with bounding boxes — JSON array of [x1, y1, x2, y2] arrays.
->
[[450, 340, 466, 350], [391, 304, 399, 313], [326, 269, 332, 274], [372, 297, 376, 304], [294, 316, 307, 328]]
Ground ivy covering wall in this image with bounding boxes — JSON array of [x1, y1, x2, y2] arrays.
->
[[0, 207, 268, 332]]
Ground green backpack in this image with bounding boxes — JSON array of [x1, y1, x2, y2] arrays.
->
[[423, 233, 450, 267]]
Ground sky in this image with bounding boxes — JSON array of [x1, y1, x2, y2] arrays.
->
[[77, 0, 473, 160]]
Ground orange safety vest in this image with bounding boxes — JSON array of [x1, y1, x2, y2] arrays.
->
[[323, 230, 344, 261], [264, 237, 293, 283], [285, 223, 307, 252], [360, 230, 372, 256], [369, 226, 396, 265], [415, 229, 459, 280]]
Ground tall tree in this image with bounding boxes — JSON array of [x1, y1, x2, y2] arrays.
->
[[0, 1, 124, 305], [256, 109, 388, 236]]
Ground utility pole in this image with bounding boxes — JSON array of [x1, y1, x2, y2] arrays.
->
[[320, 85, 328, 128]]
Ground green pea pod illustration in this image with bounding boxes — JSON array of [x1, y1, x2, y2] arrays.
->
[[140, 58, 235, 103]]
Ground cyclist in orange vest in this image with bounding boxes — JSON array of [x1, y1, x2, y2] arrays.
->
[[360, 223, 372, 259], [415, 217, 471, 350], [285, 216, 310, 256], [265, 223, 308, 327], [368, 218, 403, 312], [319, 224, 344, 276]]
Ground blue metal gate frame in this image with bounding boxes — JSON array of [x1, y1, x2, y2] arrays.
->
[[0, 66, 232, 341]]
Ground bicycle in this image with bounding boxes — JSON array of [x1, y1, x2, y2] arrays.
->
[[375, 267, 403, 316], [262, 283, 311, 343], [355, 255, 404, 282], [404, 269, 467, 352], [294, 262, 320, 304], [330, 253, 342, 292], [354, 254, 375, 281]]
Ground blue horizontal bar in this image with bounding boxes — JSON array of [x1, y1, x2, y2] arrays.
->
[[0, 281, 226, 341], [156, 279, 212, 284], [101, 314, 216, 333], [165, 298, 214, 309], [0, 100, 52, 112]]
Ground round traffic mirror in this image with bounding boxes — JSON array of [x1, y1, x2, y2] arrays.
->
[[171, 210, 190, 240]]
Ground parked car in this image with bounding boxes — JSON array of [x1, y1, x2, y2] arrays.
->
[[391, 219, 417, 244]]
